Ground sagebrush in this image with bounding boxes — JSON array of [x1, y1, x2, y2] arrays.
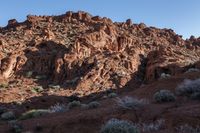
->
[[101, 118, 139, 133], [154, 89, 176, 103], [116, 96, 147, 110], [176, 78, 200, 100]]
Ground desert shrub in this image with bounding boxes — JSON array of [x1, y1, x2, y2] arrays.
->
[[116, 96, 147, 110], [185, 68, 200, 73], [9, 120, 23, 133], [31, 86, 44, 93], [153, 90, 176, 103], [87, 101, 100, 109], [19, 109, 50, 120], [176, 78, 200, 98], [139, 119, 165, 132], [0, 83, 9, 89], [1, 111, 15, 120], [49, 103, 67, 113], [68, 95, 80, 102], [160, 73, 171, 79], [176, 124, 200, 133], [190, 92, 200, 100], [48, 84, 61, 90], [67, 101, 81, 109], [25, 71, 33, 78], [0, 107, 7, 114], [35, 75, 47, 80], [108, 93, 118, 98], [80, 104, 89, 109], [101, 118, 139, 133]]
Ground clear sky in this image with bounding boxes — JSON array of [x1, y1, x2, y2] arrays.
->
[[0, 0, 199, 39]]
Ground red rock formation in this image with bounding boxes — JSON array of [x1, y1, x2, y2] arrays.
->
[[0, 11, 199, 95], [0, 11, 200, 133], [7, 19, 18, 27], [145, 45, 200, 82]]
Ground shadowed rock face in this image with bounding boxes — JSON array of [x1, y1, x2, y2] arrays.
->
[[0, 11, 200, 95], [145, 45, 200, 82]]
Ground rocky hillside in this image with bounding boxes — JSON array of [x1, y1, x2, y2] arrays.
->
[[0, 11, 200, 133], [0, 11, 199, 99]]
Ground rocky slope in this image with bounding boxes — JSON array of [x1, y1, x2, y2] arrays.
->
[[0, 11, 200, 133]]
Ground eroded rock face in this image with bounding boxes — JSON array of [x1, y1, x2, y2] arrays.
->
[[145, 46, 200, 82], [0, 54, 17, 78], [0, 11, 199, 95], [185, 36, 200, 49]]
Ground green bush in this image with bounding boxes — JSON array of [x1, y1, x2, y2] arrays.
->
[[35, 75, 47, 80], [19, 109, 50, 120], [25, 71, 33, 78], [87, 101, 100, 109], [108, 93, 118, 98], [1, 111, 15, 120], [67, 101, 81, 109], [31, 86, 44, 93], [48, 84, 61, 90], [154, 90, 176, 103], [101, 118, 139, 133], [0, 83, 9, 89]]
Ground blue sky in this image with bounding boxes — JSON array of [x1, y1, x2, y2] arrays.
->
[[0, 0, 199, 39]]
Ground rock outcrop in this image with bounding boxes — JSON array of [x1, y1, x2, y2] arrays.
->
[[145, 46, 200, 82], [0, 11, 199, 95]]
